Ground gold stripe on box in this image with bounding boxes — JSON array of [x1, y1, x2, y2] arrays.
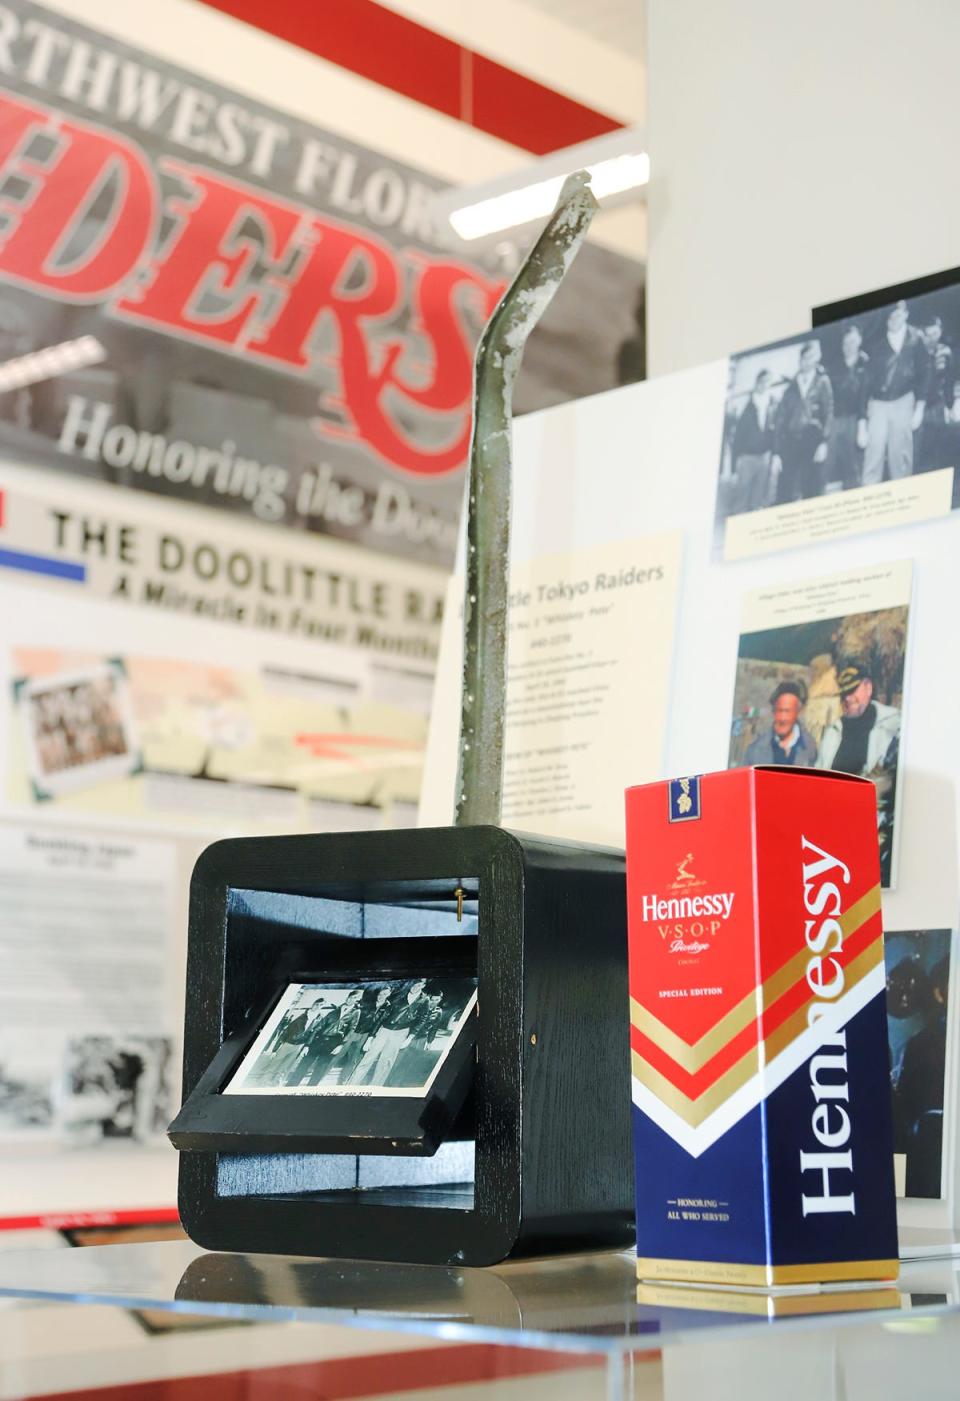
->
[[629, 883, 881, 1075], [631, 987, 759, 1076], [630, 926, 884, 1125], [631, 1046, 759, 1127], [763, 934, 885, 1062], [637, 1257, 899, 1287], [772, 1259, 899, 1285]]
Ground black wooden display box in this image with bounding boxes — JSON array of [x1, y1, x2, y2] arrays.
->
[[172, 824, 632, 1266]]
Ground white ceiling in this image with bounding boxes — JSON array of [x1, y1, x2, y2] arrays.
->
[[519, 0, 644, 61]]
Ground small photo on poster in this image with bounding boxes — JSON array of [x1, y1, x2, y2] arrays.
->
[[57, 1035, 173, 1146], [14, 660, 141, 799], [886, 929, 953, 1199], [715, 287, 960, 559], [729, 562, 912, 887]]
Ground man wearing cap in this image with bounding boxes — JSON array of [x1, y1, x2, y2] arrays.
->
[[860, 300, 929, 484], [743, 679, 818, 767], [815, 661, 900, 776]]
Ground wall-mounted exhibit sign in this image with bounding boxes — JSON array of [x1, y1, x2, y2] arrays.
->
[[0, 462, 441, 1225], [0, 825, 176, 1147], [0, 474, 446, 658], [0, 466, 439, 833], [422, 532, 683, 848], [0, 0, 643, 567]]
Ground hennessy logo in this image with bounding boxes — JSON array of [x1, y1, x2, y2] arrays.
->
[[639, 889, 735, 923], [670, 852, 705, 892], [669, 775, 701, 823]]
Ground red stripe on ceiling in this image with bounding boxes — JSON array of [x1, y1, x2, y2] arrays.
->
[[198, 0, 623, 154], [469, 51, 617, 155], [29, 1343, 603, 1400]]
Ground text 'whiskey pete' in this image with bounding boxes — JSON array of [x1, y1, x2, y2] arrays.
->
[[625, 766, 898, 1287]]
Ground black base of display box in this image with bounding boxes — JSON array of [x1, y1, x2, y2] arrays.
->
[[171, 824, 632, 1266]]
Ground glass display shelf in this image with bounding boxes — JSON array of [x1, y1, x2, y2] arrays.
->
[[2, 1240, 960, 1401]]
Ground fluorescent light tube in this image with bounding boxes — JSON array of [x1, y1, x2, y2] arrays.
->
[[440, 131, 649, 242]]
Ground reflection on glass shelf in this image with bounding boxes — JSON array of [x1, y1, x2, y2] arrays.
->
[[0, 1296, 607, 1401], [0, 1241, 959, 1359]]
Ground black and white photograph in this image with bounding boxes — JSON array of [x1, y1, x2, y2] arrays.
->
[[729, 595, 909, 888], [886, 929, 953, 1199], [58, 1035, 172, 1146], [16, 661, 141, 799], [715, 284, 960, 549], [225, 977, 478, 1097]]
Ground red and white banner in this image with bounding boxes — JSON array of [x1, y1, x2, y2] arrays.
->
[[0, 1, 643, 566]]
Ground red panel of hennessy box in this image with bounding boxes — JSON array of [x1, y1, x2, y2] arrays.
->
[[625, 768, 882, 1130]]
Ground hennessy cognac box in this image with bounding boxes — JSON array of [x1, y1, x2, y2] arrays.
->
[[625, 767, 898, 1288]]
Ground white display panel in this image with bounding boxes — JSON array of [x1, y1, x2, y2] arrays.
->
[[422, 362, 960, 1235]]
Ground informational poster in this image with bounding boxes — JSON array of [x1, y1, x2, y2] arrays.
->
[[0, 476, 446, 659], [0, 0, 646, 1227], [729, 561, 912, 888], [8, 648, 427, 829], [421, 533, 683, 847], [0, 826, 176, 1144], [0, 0, 644, 568], [0, 465, 441, 832], [716, 285, 960, 561], [0, 464, 445, 1222]]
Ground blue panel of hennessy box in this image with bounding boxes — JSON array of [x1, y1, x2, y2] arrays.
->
[[633, 992, 899, 1282], [766, 989, 898, 1269], [633, 1105, 769, 1272]]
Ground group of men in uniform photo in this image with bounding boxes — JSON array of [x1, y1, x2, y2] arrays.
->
[[247, 977, 474, 1092], [724, 295, 958, 513]]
